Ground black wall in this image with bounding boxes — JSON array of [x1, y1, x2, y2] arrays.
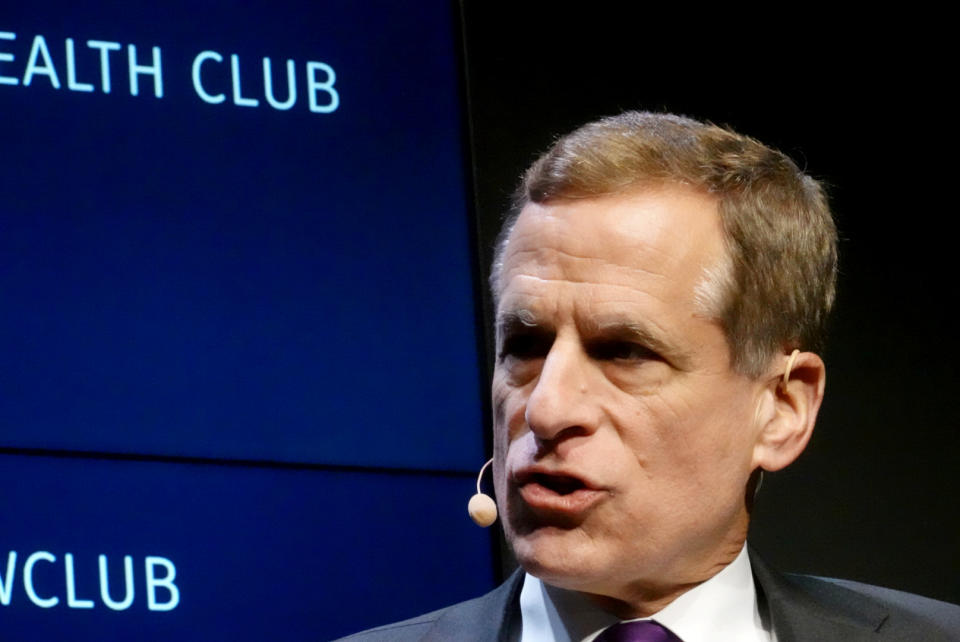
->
[[463, 4, 958, 603]]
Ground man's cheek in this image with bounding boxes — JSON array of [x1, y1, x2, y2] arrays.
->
[[492, 387, 527, 439]]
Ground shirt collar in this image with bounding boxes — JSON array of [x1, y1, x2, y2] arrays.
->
[[519, 544, 773, 642]]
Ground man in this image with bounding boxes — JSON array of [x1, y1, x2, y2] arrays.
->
[[339, 112, 960, 641]]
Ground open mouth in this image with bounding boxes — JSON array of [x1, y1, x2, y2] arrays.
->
[[513, 468, 608, 520], [525, 472, 587, 495], [512, 469, 605, 517]]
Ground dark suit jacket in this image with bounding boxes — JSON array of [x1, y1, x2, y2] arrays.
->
[[335, 550, 960, 641]]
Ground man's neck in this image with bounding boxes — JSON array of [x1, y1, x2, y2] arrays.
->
[[519, 544, 773, 642], [555, 537, 746, 619]]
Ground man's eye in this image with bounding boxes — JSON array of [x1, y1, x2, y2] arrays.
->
[[498, 334, 552, 361], [589, 341, 657, 362]]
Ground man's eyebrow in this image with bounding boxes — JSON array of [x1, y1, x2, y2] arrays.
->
[[495, 309, 546, 338], [585, 318, 692, 367]]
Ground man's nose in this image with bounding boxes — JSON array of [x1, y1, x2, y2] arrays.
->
[[524, 338, 600, 444]]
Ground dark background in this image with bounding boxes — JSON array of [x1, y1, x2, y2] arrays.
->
[[462, 4, 958, 604]]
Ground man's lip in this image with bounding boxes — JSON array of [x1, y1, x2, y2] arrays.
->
[[510, 467, 607, 516], [511, 467, 599, 490]]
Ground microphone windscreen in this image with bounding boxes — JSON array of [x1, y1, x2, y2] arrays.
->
[[468, 493, 497, 527]]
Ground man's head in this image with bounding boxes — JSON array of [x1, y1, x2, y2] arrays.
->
[[489, 112, 836, 615], [492, 111, 837, 377]]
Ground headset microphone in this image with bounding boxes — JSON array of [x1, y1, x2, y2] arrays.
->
[[468, 458, 498, 527]]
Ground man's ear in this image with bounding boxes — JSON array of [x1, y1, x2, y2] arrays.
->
[[752, 351, 826, 472]]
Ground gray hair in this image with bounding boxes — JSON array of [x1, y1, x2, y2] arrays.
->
[[491, 111, 838, 378]]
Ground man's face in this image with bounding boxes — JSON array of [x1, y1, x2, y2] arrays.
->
[[492, 187, 769, 602]]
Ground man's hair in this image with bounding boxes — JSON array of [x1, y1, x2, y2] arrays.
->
[[490, 111, 838, 378]]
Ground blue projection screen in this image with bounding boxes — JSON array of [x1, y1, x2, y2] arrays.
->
[[1, 2, 493, 639]]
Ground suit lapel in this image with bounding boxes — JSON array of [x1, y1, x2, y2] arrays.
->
[[750, 548, 888, 641], [422, 570, 524, 642]]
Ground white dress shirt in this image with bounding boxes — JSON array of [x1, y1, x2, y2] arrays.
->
[[518, 544, 775, 642]]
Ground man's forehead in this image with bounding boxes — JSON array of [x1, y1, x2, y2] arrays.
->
[[497, 192, 724, 306], [499, 189, 724, 282]]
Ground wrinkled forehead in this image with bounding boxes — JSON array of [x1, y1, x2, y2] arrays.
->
[[495, 188, 727, 308]]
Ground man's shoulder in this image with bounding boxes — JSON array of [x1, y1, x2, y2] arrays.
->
[[332, 571, 524, 642], [332, 604, 450, 642], [751, 551, 960, 640], [334, 558, 960, 641], [793, 573, 959, 615], [790, 574, 959, 639]]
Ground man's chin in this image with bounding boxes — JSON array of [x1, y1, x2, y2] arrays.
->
[[508, 526, 610, 590]]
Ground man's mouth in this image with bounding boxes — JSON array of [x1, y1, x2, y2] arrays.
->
[[512, 469, 606, 517], [524, 472, 587, 495]]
